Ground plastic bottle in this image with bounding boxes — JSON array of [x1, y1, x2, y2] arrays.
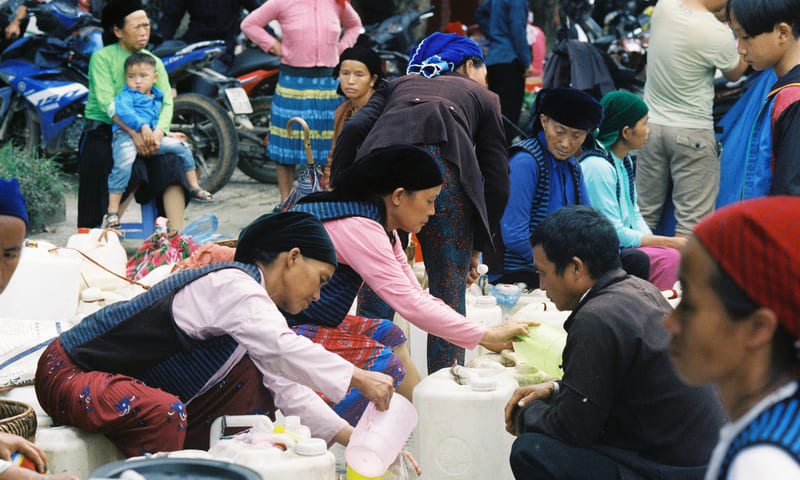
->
[[466, 295, 502, 327], [154, 217, 169, 234], [345, 395, 418, 478], [10, 452, 42, 472], [513, 322, 568, 378], [476, 263, 489, 296]]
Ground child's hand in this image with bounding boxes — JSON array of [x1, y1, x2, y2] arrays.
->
[[167, 131, 188, 142]]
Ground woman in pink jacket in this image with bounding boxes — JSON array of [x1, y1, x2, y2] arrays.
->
[[241, 0, 361, 202]]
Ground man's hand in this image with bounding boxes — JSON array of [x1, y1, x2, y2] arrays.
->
[[350, 368, 394, 411], [504, 382, 557, 435]]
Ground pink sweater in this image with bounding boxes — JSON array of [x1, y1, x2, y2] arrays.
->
[[241, 0, 361, 68], [326, 216, 486, 349]]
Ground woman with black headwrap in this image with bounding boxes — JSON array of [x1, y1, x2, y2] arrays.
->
[[331, 32, 510, 374], [328, 37, 383, 172], [34, 212, 394, 456], [287, 144, 531, 425]]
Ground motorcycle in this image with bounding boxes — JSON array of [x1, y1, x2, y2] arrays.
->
[[154, 36, 280, 185], [226, 37, 282, 184], [363, 6, 435, 81], [153, 39, 246, 192], [0, 0, 237, 193]]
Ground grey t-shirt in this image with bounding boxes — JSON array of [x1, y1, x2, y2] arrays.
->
[[644, 0, 741, 129]]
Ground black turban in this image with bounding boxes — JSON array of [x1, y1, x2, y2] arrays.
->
[[535, 87, 604, 130], [101, 0, 144, 38], [337, 144, 443, 196], [234, 211, 337, 267]]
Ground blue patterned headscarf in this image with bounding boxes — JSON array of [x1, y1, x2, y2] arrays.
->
[[407, 32, 484, 78]]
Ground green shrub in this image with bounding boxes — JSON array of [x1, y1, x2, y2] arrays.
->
[[0, 144, 68, 232]]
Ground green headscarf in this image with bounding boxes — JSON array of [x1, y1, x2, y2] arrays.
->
[[597, 91, 649, 149]]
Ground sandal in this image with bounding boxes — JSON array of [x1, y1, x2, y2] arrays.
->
[[103, 212, 120, 229], [190, 188, 214, 203]]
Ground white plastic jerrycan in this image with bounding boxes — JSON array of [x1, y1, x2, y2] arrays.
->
[[66, 228, 128, 291], [208, 414, 336, 480], [0, 385, 125, 479], [0, 243, 81, 322], [413, 367, 519, 480]]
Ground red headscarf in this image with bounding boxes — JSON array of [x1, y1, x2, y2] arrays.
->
[[693, 196, 800, 338]]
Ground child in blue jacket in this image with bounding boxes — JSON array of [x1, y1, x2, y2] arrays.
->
[[106, 53, 212, 229]]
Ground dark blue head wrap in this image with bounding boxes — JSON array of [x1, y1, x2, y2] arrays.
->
[[407, 32, 484, 78], [0, 178, 28, 228]]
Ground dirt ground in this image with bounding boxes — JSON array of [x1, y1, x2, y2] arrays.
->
[[33, 169, 282, 253]]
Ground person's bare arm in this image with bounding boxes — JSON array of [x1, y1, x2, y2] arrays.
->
[[722, 56, 749, 82], [639, 235, 687, 250]]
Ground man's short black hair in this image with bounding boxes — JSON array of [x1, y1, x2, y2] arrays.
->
[[124, 52, 156, 72], [530, 205, 621, 278], [727, 0, 800, 38]]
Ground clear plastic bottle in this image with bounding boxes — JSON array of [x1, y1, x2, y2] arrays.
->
[[154, 216, 169, 234]]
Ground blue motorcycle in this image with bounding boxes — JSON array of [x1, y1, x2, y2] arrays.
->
[[0, 0, 239, 193]]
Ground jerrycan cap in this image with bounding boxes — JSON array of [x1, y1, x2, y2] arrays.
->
[[470, 376, 498, 392], [474, 295, 497, 306], [295, 438, 327, 456]]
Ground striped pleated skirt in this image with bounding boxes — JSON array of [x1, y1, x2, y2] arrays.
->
[[267, 65, 343, 166]]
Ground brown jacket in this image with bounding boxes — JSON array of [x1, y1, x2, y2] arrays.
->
[[331, 72, 510, 251]]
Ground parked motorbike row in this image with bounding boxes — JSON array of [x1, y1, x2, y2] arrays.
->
[[0, 0, 429, 193]]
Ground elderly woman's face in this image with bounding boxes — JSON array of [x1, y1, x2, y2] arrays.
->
[[663, 237, 750, 386], [270, 252, 335, 315], [114, 10, 150, 53], [540, 115, 590, 161]]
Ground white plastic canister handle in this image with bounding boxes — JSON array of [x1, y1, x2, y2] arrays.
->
[[208, 414, 273, 447]]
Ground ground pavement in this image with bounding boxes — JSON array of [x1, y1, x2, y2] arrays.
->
[[35, 169, 282, 253]]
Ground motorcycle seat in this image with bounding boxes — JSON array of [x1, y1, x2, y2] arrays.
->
[[228, 48, 280, 77], [151, 40, 187, 58]]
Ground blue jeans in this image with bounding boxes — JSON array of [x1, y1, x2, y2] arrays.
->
[[109, 131, 195, 193]]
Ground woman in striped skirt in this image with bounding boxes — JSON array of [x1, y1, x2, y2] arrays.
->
[[241, 0, 361, 200]]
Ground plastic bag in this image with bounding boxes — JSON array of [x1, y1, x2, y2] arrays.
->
[[382, 450, 420, 480], [182, 215, 232, 245], [278, 164, 326, 212]]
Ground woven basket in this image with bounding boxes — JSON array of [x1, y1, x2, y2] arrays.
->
[[0, 399, 37, 441]]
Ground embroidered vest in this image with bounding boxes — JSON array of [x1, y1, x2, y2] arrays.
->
[[578, 143, 636, 206], [502, 135, 583, 271], [716, 389, 800, 479], [285, 201, 384, 328], [60, 262, 261, 402]]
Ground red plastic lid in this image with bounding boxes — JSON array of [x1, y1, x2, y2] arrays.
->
[[77, 227, 90, 234]]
